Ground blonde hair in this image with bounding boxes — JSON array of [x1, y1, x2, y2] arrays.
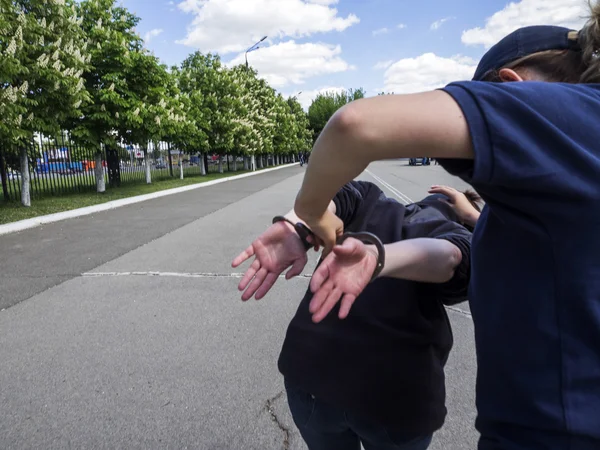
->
[[484, 1, 600, 83]]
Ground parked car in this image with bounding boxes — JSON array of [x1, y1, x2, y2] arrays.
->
[[408, 157, 431, 166]]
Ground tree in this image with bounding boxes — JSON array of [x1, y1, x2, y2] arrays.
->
[[1, 0, 91, 206], [307, 87, 365, 141], [287, 96, 312, 157], [179, 52, 227, 173], [71, 0, 144, 192]]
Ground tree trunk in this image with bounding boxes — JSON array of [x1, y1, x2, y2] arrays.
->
[[203, 153, 209, 175], [233, 156, 237, 172], [250, 155, 256, 171], [144, 148, 151, 184], [95, 151, 105, 193], [292, 154, 295, 163], [243, 156, 249, 171], [20, 147, 30, 207], [218, 156, 223, 174], [0, 147, 9, 201], [200, 153, 206, 175], [179, 152, 184, 179], [168, 144, 174, 177]]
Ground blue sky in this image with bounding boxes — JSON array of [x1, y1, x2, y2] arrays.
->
[[124, 0, 587, 108]]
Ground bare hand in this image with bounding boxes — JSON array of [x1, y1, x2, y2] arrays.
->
[[308, 238, 377, 323], [296, 208, 344, 256], [428, 185, 480, 227], [232, 222, 308, 301]]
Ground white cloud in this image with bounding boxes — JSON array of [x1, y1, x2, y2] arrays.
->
[[373, 60, 394, 70], [462, 0, 588, 48], [176, 0, 360, 54], [144, 28, 164, 43], [373, 27, 389, 36], [397, 23, 407, 29], [293, 86, 346, 110], [383, 53, 476, 94], [430, 16, 455, 30], [226, 40, 354, 88]]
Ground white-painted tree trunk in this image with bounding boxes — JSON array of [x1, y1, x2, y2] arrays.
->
[[200, 153, 206, 175], [144, 149, 151, 184], [179, 152, 184, 179], [20, 147, 30, 207], [218, 156, 223, 173], [292, 154, 295, 163], [233, 157, 237, 171], [243, 156, 249, 170], [250, 155, 256, 171], [95, 151, 105, 193]]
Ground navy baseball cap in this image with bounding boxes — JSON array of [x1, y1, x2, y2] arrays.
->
[[472, 25, 581, 81]]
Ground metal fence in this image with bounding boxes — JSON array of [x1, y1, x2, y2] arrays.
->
[[0, 138, 289, 203]]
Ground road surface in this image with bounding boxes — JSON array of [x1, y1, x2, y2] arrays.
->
[[0, 161, 477, 449]]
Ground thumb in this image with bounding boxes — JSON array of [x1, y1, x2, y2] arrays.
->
[[333, 239, 360, 257], [286, 257, 306, 279]]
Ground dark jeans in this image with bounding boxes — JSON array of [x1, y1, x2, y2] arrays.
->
[[477, 423, 600, 450], [285, 381, 433, 450]]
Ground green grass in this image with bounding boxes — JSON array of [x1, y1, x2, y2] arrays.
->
[[0, 169, 255, 225]]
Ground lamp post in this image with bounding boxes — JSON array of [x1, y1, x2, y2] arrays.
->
[[245, 35, 267, 69]]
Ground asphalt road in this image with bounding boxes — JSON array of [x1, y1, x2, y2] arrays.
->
[[0, 161, 478, 449]]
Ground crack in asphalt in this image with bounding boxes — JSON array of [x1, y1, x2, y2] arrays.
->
[[265, 391, 290, 450]]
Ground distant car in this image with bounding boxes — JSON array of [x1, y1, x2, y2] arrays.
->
[[408, 157, 430, 166], [155, 162, 167, 169]]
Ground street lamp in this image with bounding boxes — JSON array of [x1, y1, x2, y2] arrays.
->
[[245, 35, 267, 69]]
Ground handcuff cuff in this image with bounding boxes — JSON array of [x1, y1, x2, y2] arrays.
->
[[272, 216, 386, 282]]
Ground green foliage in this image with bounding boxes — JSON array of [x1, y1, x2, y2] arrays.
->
[[1, 0, 314, 170], [307, 87, 365, 140], [0, 0, 90, 147]]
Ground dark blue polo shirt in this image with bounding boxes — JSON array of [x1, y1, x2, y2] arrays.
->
[[439, 81, 600, 449]]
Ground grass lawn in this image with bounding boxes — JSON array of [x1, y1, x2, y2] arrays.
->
[[0, 169, 255, 225]]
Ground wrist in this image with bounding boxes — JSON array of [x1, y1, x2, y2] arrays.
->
[[365, 245, 383, 278], [294, 193, 328, 222], [463, 211, 480, 228]]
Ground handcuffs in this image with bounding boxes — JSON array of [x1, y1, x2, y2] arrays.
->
[[272, 216, 386, 282]]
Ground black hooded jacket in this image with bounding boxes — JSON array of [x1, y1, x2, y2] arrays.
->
[[278, 181, 472, 433]]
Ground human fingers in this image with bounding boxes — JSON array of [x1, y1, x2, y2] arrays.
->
[[231, 245, 255, 268], [241, 266, 268, 301], [238, 258, 260, 292], [428, 185, 459, 199], [332, 238, 361, 258], [286, 256, 307, 280], [309, 278, 334, 314], [254, 272, 280, 300], [338, 294, 357, 319], [309, 260, 331, 293], [312, 286, 343, 323]]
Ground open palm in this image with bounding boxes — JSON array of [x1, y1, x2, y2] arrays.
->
[[232, 222, 308, 301], [308, 238, 377, 323]]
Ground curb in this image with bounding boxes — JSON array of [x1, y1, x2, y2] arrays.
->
[[0, 163, 300, 236]]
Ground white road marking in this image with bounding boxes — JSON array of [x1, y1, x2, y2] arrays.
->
[[365, 169, 414, 204], [82, 271, 471, 318], [82, 271, 312, 279]]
